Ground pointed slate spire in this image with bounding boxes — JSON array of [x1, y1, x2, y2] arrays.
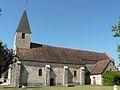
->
[[16, 10, 31, 34]]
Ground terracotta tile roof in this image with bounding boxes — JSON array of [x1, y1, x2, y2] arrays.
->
[[31, 43, 110, 61], [18, 45, 84, 65], [17, 43, 110, 65], [90, 60, 110, 75], [77, 50, 109, 61]]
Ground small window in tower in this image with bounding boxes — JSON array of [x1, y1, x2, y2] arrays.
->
[[38, 69, 42, 76], [22, 33, 25, 39], [74, 70, 77, 77]]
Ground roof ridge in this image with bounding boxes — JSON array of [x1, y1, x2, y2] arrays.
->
[[30, 42, 105, 54]]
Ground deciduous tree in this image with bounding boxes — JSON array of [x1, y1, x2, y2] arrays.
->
[[0, 40, 14, 77], [0, 8, 2, 16], [112, 17, 120, 60]]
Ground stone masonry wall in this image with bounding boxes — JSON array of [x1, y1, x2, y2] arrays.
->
[[90, 74, 102, 85], [19, 61, 84, 87], [14, 32, 31, 49], [106, 62, 117, 71]]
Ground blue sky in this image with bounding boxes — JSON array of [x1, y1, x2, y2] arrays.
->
[[0, 0, 120, 65]]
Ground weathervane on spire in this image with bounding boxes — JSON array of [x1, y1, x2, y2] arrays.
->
[[25, 0, 29, 10]]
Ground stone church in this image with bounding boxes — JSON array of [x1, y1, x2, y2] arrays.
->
[[5, 10, 117, 87]]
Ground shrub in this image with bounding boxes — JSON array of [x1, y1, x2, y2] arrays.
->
[[102, 71, 120, 86]]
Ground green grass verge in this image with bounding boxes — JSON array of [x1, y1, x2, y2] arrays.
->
[[0, 86, 119, 90]]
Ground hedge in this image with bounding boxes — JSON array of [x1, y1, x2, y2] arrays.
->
[[102, 71, 120, 86]]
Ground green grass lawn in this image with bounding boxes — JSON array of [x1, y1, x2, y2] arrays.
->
[[0, 86, 119, 90]]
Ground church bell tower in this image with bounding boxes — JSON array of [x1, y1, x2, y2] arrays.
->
[[14, 10, 32, 50]]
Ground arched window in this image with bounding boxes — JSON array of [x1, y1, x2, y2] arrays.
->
[[38, 69, 42, 76], [22, 33, 25, 39], [74, 70, 77, 77]]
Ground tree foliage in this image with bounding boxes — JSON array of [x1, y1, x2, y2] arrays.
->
[[0, 8, 2, 16], [0, 40, 14, 76], [102, 71, 120, 86], [0, 40, 4, 62], [112, 17, 120, 59]]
